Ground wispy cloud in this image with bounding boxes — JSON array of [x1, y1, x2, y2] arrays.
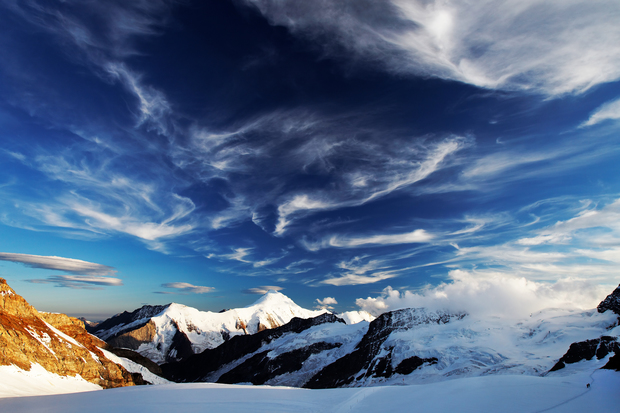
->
[[274, 136, 467, 235], [157, 282, 214, 294], [0, 252, 115, 275], [581, 97, 620, 127], [26, 275, 123, 290], [243, 0, 620, 96], [303, 229, 434, 251], [208, 248, 254, 264], [242, 285, 283, 294]]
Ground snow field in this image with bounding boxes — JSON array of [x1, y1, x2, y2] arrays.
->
[[0, 369, 617, 413]]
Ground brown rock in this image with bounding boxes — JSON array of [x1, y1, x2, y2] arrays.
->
[[0, 278, 138, 389], [107, 320, 157, 350]]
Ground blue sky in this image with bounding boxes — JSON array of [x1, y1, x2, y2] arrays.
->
[[1, 0, 619, 320]]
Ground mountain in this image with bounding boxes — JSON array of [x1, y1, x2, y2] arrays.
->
[[0, 278, 141, 390], [549, 283, 620, 372], [159, 285, 620, 388], [92, 290, 329, 364]]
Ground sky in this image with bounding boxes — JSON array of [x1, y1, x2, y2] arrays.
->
[[1, 0, 619, 320]]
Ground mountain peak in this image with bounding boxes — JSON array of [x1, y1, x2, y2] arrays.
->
[[597, 283, 620, 315], [247, 289, 296, 308]]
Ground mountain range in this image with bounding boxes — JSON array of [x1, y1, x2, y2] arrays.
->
[[1, 278, 619, 398], [88, 290, 372, 364]]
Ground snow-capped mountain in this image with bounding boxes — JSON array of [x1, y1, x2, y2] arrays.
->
[[160, 284, 620, 388], [92, 290, 330, 364]]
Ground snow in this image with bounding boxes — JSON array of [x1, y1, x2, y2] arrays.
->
[[99, 349, 170, 385], [205, 319, 370, 386], [0, 369, 617, 412], [0, 364, 100, 398], [338, 310, 375, 325], [101, 290, 328, 364], [349, 308, 619, 386]]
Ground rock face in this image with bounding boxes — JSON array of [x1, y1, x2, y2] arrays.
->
[[597, 284, 620, 316], [305, 308, 465, 388], [0, 278, 139, 388], [549, 336, 620, 372]]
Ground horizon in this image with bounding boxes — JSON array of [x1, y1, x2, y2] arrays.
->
[[1, 0, 619, 320]]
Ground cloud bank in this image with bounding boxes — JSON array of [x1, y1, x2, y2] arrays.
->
[[355, 270, 612, 318]]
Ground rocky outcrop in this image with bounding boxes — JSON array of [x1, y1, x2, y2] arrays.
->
[[304, 308, 466, 388], [161, 313, 344, 382], [549, 336, 620, 372], [107, 320, 157, 349], [597, 284, 620, 316], [90, 304, 169, 340], [0, 278, 139, 388], [217, 341, 342, 385]]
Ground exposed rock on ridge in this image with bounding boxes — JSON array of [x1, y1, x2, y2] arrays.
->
[[305, 308, 466, 388], [597, 284, 620, 316], [161, 313, 344, 382], [0, 278, 139, 388]]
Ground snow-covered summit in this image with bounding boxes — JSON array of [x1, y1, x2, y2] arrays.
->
[[93, 291, 328, 364]]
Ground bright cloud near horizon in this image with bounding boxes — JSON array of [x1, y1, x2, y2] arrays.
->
[[0, 0, 619, 319]]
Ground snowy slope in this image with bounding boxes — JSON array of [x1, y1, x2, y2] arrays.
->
[[338, 310, 375, 324], [95, 290, 328, 364], [0, 364, 101, 398], [1, 369, 618, 413]]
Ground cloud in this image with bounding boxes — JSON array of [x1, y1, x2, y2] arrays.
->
[[274, 136, 467, 235], [581, 97, 620, 127], [105, 62, 173, 135], [315, 296, 337, 310], [303, 229, 434, 251], [243, 0, 620, 96], [242, 285, 283, 294], [208, 248, 254, 264], [3, 0, 175, 60], [517, 198, 620, 246], [0, 252, 115, 275], [355, 270, 612, 318], [158, 282, 214, 294], [26, 275, 123, 290]]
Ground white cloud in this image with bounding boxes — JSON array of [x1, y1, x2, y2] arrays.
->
[[0, 252, 115, 275], [322, 269, 402, 286], [242, 285, 283, 294], [304, 229, 434, 251], [315, 296, 338, 310], [581, 96, 620, 127], [243, 0, 620, 96], [159, 282, 214, 294], [355, 270, 611, 318]]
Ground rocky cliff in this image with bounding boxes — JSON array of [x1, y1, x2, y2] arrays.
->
[[0, 278, 139, 388]]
